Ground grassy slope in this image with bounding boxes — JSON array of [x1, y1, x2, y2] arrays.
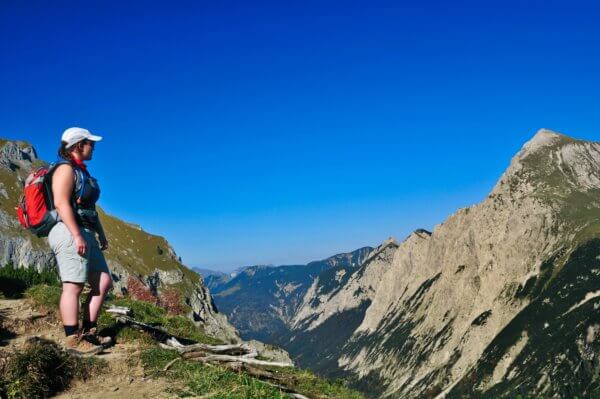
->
[[23, 284, 365, 399], [516, 136, 600, 247], [96, 207, 202, 305]]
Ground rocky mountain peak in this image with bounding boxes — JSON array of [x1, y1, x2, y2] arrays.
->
[[492, 129, 600, 197], [517, 128, 564, 159]]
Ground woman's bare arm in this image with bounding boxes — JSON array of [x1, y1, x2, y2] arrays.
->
[[52, 164, 87, 256]]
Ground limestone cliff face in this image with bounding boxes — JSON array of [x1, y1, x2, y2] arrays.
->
[[280, 129, 600, 398], [0, 139, 239, 343]]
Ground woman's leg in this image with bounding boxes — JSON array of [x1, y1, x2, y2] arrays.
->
[[60, 282, 84, 335], [83, 271, 113, 325]]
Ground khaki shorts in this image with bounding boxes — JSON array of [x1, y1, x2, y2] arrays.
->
[[48, 222, 110, 283]]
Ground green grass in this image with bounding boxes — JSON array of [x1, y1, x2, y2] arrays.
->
[[141, 347, 289, 398], [276, 367, 365, 399], [96, 297, 224, 345], [25, 284, 62, 310], [140, 347, 365, 399]]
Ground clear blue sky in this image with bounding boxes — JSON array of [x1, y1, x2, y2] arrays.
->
[[1, 1, 599, 271]]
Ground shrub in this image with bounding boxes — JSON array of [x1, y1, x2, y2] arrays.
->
[[158, 287, 185, 315], [126, 276, 186, 316], [0, 264, 59, 298], [126, 276, 158, 305], [0, 337, 104, 399]]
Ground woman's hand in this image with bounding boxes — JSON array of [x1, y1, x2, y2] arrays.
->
[[74, 235, 87, 256], [99, 234, 109, 251]]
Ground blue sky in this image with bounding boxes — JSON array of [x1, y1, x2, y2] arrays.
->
[[1, 1, 599, 271]]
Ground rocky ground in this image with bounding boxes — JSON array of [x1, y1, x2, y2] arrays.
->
[[0, 298, 178, 398]]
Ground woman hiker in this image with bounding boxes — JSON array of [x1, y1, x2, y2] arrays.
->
[[49, 127, 113, 355]]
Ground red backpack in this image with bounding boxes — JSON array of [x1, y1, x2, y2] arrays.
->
[[16, 162, 66, 237]]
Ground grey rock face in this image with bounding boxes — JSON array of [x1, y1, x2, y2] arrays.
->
[[0, 140, 38, 171], [246, 339, 294, 364], [0, 232, 56, 272]]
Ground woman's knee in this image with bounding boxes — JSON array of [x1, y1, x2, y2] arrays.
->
[[98, 273, 113, 295], [62, 282, 84, 296], [102, 279, 114, 294]]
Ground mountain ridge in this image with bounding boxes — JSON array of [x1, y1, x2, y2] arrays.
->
[[207, 129, 600, 398], [207, 247, 372, 342]]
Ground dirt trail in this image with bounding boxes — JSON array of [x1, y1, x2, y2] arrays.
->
[[0, 299, 179, 399]]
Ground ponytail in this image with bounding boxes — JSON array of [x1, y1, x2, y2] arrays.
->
[[57, 141, 73, 161]]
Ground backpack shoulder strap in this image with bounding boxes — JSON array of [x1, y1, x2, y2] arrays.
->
[[47, 160, 84, 206], [48, 159, 72, 174]]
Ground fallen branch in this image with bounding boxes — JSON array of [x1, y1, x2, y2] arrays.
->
[[106, 306, 132, 316], [165, 337, 257, 356], [115, 315, 170, 339], [112, 306, 301, 394], [163, 357, 181, 371], [190, 354, 293, 368]]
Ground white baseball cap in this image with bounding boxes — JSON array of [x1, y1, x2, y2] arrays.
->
[[62, 127, 103, 148]]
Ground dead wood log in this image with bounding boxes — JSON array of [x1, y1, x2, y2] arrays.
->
[[189, 354, 293, 368], [106, 306, 132, 316], [113, 307, 298, 388], [164, 337, 258, 358], [163, 357, 181, 371], [182, 351, 209, 360], [115, 315, 171, 340]]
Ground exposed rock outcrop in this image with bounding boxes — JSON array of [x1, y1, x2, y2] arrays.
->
[[324, 129, 599, 398]]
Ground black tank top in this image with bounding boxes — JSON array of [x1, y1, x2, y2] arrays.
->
[[71, 165, 101, 230]]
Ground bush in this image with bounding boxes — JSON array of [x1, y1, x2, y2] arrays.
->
[[126, 276, 186, 316], [0, 264, 59, 298], [158, 287, 185, 315], [0, 337, 104, 399], [126, 276, 158, 305]]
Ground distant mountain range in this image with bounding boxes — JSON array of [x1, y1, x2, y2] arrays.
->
[[204, 129, 600, 398], [199, 249, 372, 343]]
